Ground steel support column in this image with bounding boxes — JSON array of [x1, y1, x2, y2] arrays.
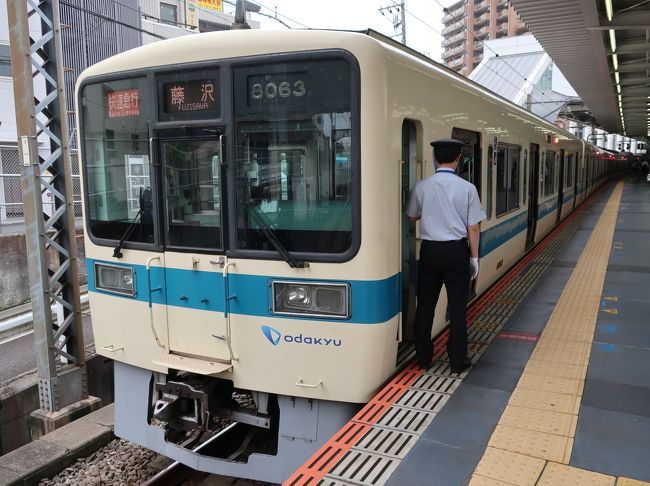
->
[[8, 0, 86, 412]]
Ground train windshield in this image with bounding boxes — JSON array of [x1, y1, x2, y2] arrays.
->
[[80, 77, 153, 243], [233, 58, 354, 255]]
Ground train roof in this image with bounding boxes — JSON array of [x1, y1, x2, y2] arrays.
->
[[77, 29, 591, 149]]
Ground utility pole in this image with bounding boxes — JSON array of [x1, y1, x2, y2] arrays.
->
[[379, 1, 406, 44], [7, 0, 98, 437]]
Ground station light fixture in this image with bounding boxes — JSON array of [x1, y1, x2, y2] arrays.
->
[[605, 0, 613, 21], [612, 53, 619, 71], [615, 72, 620, 85], [609, 30, 617, 53], [617, 84, 621, 94]]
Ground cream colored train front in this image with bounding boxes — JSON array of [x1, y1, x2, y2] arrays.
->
[[76, 30, 610, 483]]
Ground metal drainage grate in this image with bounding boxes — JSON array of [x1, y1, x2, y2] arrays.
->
[[353, 426, 418, 459], [316, 478, 357, 486], [468, 329, 497, 343], [394, 388, 450, 412], [373, 406, 436, 434], [410, 374, 460, 395], [439, 342, 489, 362], [326, 450, 399, 486]]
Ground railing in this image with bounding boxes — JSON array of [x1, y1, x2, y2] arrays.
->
[[0, 145, 83, 233]]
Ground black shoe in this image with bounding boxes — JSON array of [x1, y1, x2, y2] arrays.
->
[[418, 361, 431, 370], [450, 357, 472, 374]]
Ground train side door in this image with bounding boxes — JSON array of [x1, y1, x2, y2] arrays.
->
[[556, 149, 565, 224], [398, 120, 418, 360], [156, 128, 232, 367], [526, 143, 540, 250]]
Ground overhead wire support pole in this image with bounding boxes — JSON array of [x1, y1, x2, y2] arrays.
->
[[7, 0, 88, 420]]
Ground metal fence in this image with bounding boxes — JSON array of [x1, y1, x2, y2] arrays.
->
[[0, 145, 83, 234]]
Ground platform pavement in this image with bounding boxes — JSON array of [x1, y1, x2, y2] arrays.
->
[[386, 179, 650, 485], [0, 404, 114, 485]]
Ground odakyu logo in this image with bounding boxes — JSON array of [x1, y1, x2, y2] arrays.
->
[[260, 325, 342, 347]]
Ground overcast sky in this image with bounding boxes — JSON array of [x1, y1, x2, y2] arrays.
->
[[224, 0, 460, 61]]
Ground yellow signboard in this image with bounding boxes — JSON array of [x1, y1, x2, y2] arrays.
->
[[199, 0, 223, 12]]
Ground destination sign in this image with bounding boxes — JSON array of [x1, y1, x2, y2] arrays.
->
[[163, 79, 219, 114], [107, 89, 140, 118]]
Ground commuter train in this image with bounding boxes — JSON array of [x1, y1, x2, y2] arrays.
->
[[76, 29, 613, 482]]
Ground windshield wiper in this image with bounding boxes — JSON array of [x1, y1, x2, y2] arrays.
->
[[113, 188, 151, 258], [243, 202, 308, 269]]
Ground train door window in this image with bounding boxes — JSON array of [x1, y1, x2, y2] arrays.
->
[[233, 57, 356, 255], [451, 127, 481, 197], [543, 150, 556, 196], [80, 77, 154, 244], [486, 146, 493, 220], [495, 144, 520, 217], [565, 153, 574, 188], [161, 135, 222, 250], [522, 149, 528, 206]]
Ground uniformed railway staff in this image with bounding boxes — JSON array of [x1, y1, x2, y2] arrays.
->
[[408, 138, 486, 374]]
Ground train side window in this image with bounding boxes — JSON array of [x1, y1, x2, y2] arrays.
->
[[495, 144, 521, 217]]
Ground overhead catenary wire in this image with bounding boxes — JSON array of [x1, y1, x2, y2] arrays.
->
[[59, 0, 167, 40]]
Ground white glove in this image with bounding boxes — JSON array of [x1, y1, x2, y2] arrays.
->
[[470, 257, 479, 280]]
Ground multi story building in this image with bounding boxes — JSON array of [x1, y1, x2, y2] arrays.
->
[[441, 0, 528, 76]]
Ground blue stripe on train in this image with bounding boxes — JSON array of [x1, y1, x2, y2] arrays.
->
[[88, 194, 577, 323], [88, 259, 400, 324]]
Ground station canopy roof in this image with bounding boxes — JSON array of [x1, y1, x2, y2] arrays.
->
[[510, 0, 650, 139]]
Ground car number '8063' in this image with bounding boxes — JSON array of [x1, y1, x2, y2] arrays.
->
[[251, 80, 306, 100]]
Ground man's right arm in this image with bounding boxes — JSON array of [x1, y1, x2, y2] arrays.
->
[[467, 223, 480, 258]]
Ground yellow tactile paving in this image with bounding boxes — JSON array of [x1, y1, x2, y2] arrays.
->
[[498, 405, 578, 437], [541, 326, 595, 343], [508, 388, 581, 415], [529, 346, 591, 367], [516, 372, 584, 396], [471, 182, 625, 483], [534, 337, 593, 355], [469, 474, 516, 486], [473, 447, 545, 485], [617, 478, 650, 486], [524, 359, 588, 381], [488, 425, 573, 463], [536, 462, 616, 486]]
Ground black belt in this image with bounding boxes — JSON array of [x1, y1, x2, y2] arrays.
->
[[423, 238, 467, 243]]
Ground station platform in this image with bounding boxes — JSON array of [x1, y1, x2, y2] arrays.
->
[[285, 178, 650, 486]]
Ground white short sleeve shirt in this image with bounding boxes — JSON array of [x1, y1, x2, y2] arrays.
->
[[407, 169, 486, 241]]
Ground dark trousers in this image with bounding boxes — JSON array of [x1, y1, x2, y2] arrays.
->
[[414, 239, 470, 368]]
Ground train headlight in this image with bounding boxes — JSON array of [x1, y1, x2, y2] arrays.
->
[[286, 286, 311, 307], [94, 263, 136, 296], [272, 281, 350, 319]]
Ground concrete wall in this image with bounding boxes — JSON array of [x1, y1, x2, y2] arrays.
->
[[0, 232, 86, 310], [0, 355, 114, 455]]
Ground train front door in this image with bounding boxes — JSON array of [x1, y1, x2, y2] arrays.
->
[[398, 120, 418, 362], [156, 127, 233, 367], [526, 144, 540, 250]]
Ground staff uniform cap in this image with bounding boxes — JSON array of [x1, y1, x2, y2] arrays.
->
[[430, 138, 464, 150]]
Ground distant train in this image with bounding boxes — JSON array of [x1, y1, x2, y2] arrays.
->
[[76, 29, 616, 482]]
